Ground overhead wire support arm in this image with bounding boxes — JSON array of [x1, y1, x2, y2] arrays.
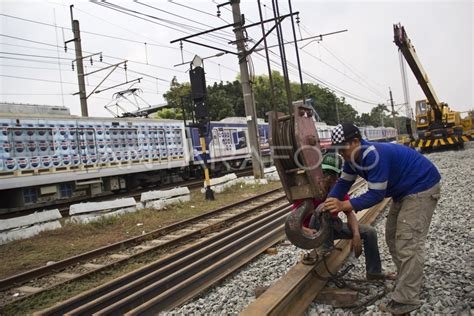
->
[[181, 39, 237, 55], [242, 16, 285, 62], [95, 77, 142, 95], [72, 52, 102, 63], [83, 60, 127, 77], [169, 11, 298, 46]]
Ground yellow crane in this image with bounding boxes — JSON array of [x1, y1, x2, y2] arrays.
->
[[393, 23, 471, 151]]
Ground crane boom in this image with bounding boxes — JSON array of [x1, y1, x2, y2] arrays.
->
[[393, 24, 441, 115]]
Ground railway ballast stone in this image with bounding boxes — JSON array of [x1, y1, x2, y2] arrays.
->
[[164, 146, 473, 315]]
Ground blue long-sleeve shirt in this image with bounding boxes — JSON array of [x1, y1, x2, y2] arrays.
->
[[328, 139, 441, 212]]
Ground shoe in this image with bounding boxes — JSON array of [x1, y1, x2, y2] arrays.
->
[[379, 299, 419, 315], [301, 250, 318, 265], [366, 271, 397, 280]]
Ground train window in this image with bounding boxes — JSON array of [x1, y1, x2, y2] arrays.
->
[[23, 187, 38, 204], [59, 183, 73, 198]]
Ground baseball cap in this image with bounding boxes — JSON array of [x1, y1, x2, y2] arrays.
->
[[331, 123, 361, 145], [321, 153, 343, 175]]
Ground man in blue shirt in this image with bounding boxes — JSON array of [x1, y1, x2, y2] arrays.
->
[[323, 123, 441, 315]]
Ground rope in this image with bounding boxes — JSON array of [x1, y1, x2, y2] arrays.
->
[[273, 116, 299, 170]]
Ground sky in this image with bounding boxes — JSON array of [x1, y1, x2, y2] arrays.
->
[[0, 0, 472, 119]]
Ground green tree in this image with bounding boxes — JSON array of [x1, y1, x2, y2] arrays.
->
[[154, 108, 184, 120], [163, 77, 192, 118], [206, 82, 236, 120]]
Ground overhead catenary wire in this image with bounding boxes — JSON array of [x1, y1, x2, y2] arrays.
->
[[0, 33, 185, 82], [0, 51, 72, 60], [1, 2, 382, 109], [242, 1, 385, 106], [0, 13, 236, 77], [135, 1, 235, 40], [94, 1, 234, 47]]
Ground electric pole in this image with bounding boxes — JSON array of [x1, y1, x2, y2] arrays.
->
[[230, 0, 264, 179], [68, 5, 88, 117], [389, 87, 399, 141]]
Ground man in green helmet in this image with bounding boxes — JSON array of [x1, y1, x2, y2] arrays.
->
[[293, 153, 392, 280]]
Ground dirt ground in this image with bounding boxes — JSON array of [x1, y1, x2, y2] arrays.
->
[[0, 181, 281, 279]]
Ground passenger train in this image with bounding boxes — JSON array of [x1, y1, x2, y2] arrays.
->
[[0, 103, 396, 212]]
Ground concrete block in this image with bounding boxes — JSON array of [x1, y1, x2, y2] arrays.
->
[[68, 206, 137, 224], [0, 220, 61, 245], [264, 166, 277, 174], [240, 176, 268, 185], [0, 209, 61, 231], [265, 171, 280, 182], [141, 187, 190, 203], [205, 173, 237, 187], [69, 198, 136, 215]]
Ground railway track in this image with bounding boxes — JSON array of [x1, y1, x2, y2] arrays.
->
[[24, 179, 367, 315], [0, 168, 254, 219], [0, 186, 285, 307], [241, 197, 391, 316]]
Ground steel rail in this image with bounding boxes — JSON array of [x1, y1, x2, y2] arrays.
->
[[35, 205, 291, 315], [34, 178, 366, 315], [239, 198, 391, 316], [0, 186, 283, 292]]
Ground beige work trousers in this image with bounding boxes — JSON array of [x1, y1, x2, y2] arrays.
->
[[385, 182, 441, 305]]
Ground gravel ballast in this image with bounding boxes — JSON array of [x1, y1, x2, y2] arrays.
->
[[166, 146, 474, 315]]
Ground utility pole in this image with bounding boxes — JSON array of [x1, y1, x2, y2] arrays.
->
[[68, 5, 88, 117], [230, 0, 263, 179], [389, 87, 399, 141]]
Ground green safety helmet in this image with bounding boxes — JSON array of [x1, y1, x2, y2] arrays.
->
[[321, 153, 343, 175]]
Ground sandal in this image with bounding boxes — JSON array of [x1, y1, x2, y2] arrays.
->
[[366, 271, 397, 280]]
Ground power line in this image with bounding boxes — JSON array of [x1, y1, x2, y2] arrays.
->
[[319, 43, 387, 93], [0, 63, 64, 71], [0, 42, 69, 54], [265, 7, 388, 97], [299, 48, 387, 100], [0, 74, 77, 85], [135, 1, 234, 39], [0, 13, 178, 50], [0, 14, 237, 77], [223, 1, 384, 105], [0, 93, 73, 96], [253, 49, 382, 105], [0, 33, 59, 48], [0, 56, 70, 65], [94, 1, 234, 46], [0, 33, 180, 82], [0, 51, 72, 61]]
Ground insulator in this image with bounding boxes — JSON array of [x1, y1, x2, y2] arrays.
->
[[217, 9, 220, 17], [296, 15, 300, 24], [99, 53, 103, 62], [90, 57, 93, 65], [64, 45, 67, 53], [71, 63, 74, 71], [124, 62, 127, 71]]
